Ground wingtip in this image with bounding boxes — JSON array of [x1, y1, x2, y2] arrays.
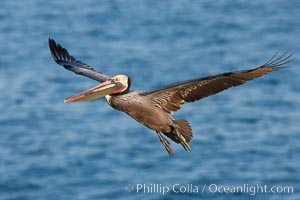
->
[[48, 37, 55, 46], [48, 38, 59, 63], [263, 50, 294, 69], [48, 38, 72, 64]]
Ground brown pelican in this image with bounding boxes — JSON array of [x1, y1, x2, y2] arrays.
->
[[49, 38, 292, 156]]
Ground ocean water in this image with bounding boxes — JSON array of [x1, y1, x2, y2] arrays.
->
[[0, 1, 299, 199]]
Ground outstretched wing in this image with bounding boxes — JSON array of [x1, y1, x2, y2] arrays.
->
[[49, 38, 111, 82], [142, 52, 293, 114]]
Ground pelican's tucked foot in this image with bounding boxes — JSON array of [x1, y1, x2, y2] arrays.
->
[[156, 131, 174, 156]]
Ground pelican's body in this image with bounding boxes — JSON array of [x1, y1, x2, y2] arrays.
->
[[106, 91, 177, 135], [49, 38, 292, 155], [106, 90, 193, 153]]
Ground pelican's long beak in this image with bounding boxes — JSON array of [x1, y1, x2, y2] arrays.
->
[[64, 79, 122, 103]]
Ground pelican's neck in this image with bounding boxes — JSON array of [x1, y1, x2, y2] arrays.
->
[[105, 95, 112, 105]]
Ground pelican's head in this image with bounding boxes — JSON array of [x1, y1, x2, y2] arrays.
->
[[64, 75, 131, 103]]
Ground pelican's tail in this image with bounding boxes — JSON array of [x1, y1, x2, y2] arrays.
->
[[163, 120, 193, 152], [175, 120, 193, 143]]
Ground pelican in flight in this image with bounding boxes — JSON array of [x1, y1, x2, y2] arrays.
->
[[49, 38, 292, 156]]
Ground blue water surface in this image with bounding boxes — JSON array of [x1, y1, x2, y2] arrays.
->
[[0, 1, 299, 200]]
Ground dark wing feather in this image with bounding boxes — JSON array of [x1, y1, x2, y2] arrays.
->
[[49, 38, 111, 82], [142, 52, 293, 114]]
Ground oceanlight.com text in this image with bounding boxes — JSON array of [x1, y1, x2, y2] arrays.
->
[[124, 183, 294, 196]]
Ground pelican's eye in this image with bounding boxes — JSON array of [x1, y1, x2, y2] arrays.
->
[[114, 77, 120, 82]]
